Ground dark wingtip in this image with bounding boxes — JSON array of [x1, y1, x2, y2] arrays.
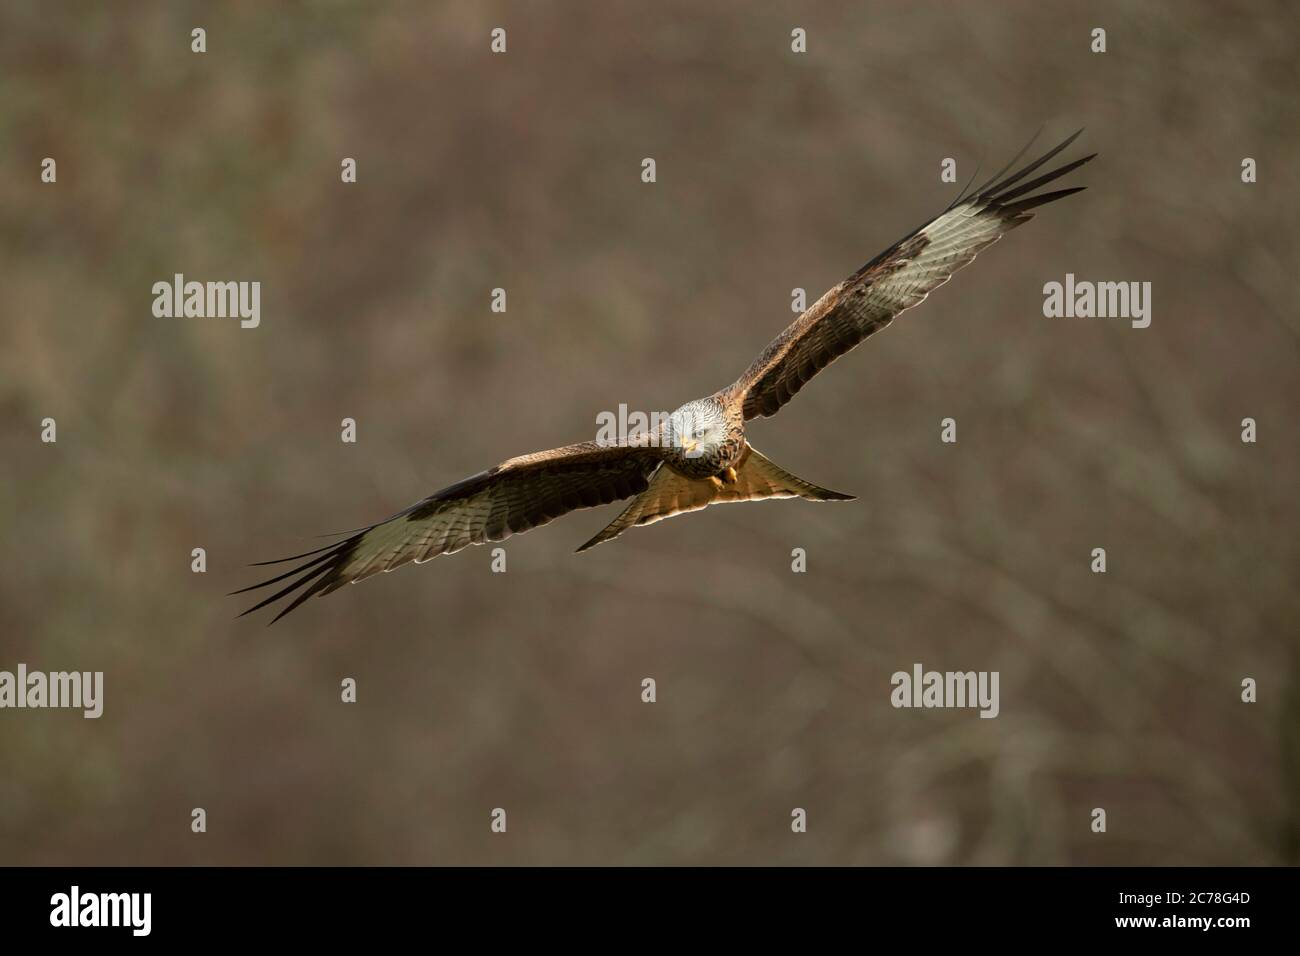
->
[[979, 129, 1092, 204], [232, 535, 361, 622], [1003, 185, 1087, 215], [246, 540, 339, 566]]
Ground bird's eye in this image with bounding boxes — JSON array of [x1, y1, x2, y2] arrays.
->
[[693, 427, 707, 439]]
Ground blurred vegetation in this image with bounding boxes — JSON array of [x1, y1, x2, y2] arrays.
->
[[0, 0, 1296, 864]]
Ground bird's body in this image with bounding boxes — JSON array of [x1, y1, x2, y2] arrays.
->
[[659, 396, 745, 481], [236, 131, 1096, 622]]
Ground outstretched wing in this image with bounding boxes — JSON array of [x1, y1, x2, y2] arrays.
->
[[731, 130, 1096, 420], [234, 440, 664, 623]]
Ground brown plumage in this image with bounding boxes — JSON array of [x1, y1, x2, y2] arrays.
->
[[236, 131, 1094, 622]]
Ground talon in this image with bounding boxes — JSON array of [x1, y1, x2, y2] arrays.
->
[[708, 476, 724, 490], [723, 466, 738, 484]]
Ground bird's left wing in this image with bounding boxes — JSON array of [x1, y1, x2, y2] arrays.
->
[[731, 130, 1095, 420], [234, 440, 665, 623]]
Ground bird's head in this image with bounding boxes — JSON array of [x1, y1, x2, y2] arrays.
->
[[667, 399, 727, 460]]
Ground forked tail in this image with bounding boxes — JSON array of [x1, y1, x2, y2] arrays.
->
[[576, 442, 853, 552]]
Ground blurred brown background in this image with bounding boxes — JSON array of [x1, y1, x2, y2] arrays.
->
[[1, 1, 1296, 865]]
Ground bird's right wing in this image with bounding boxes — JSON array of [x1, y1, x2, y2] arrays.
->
[[234, 440, 665, 623]]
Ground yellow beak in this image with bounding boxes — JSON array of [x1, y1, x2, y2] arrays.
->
[[681, 438, 698, 454]]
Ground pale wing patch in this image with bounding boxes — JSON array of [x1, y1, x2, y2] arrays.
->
[[341, 488, 497, 583]]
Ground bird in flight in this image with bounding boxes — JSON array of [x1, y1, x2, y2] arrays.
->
[[236, 130, 1094, 622]]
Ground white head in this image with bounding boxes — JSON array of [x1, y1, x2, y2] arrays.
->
[[666, 399, 728, 460]]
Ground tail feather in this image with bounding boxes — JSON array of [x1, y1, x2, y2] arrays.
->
[[576, 443, 853, 552]]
